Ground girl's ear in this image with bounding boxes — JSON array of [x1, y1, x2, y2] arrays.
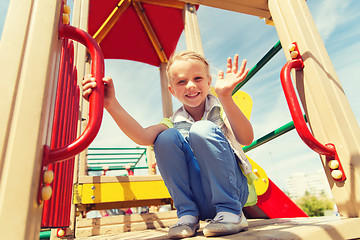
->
[[208, 76, 212, 86], [168, 84, 175, 96]]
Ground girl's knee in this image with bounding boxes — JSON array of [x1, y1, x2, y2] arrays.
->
[[154, 128, 181, 151]]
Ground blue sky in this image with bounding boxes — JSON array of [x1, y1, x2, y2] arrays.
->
[[1, 0, 359, 191]]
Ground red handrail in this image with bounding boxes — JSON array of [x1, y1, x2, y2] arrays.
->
[[43, 24, 104, 165], [280, 58, 335, 157]]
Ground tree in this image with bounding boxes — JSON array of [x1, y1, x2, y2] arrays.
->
[[295, 192, 334, 217]]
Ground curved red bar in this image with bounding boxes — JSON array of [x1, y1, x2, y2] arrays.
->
[[44, 24, 104, 164], [280, 58, 335, 157]]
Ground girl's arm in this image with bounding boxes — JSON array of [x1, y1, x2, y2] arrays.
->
[[82, 75, 168, 146], [215, 54, 254, 146], [106, 99, 168, 145]]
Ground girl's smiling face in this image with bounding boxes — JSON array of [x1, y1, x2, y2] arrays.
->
[[168, 59, 211, 113]]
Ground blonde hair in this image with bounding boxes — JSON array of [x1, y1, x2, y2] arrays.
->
[[166, 51, 210, 81]]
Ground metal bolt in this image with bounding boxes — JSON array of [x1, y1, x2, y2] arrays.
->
[[91, 196, 95, 200], [187, 4, 195, 13], [91, 186, 95, 190]]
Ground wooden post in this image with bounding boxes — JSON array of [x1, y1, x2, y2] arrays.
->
[[268, 0, 360, 217], [0, 0, 63, 239], [183, 3, 204, 55], [49, 0, 91, 239], [160, 63, 173, 118], [147, 146, 157, 175]]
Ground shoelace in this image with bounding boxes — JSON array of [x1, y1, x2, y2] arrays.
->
[[205, 215, 224, 223], [171, 222, 194, 228]]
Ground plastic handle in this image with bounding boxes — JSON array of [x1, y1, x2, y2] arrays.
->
[[44, 24, 104, 165], [280, 58, 335, 157]]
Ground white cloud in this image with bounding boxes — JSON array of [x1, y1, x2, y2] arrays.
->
[[310, 0, 353, 42], [0, 0, 10, 39]]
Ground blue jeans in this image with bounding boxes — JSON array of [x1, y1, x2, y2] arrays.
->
[[153, 121, 248, 220]]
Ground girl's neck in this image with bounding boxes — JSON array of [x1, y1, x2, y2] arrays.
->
[[184, 100, 206, 122]]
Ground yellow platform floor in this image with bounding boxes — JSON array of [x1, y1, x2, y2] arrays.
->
[[74, 215, 360, 240]]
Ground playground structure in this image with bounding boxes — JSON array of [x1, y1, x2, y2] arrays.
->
[[1, 0, 360, 239]]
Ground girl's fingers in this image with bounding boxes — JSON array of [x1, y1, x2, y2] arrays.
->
[[82, 81, 97, 94], [232, 54, 239, 73], [84, 81, 96, 88], [223, 55, 248, 82], [83, 88, 92, 96], [102, 76, 112, 86], [82, 76, 95, 86], [236, 59, 247, 76], [218, 70, 224, 80], [82, 88, 93, 100], [226, 57, 232, 73], [238, 68, 250, 81]]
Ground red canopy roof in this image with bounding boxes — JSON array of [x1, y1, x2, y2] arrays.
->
[[88, 0, 188, 67]]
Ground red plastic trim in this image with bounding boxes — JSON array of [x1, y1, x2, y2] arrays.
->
[[43, 24, 104, 165], [280, 42, 346, 182], [280, 56, 335, 157]]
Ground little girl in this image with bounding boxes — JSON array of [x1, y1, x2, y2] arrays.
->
[[82, 51, 253, 238]]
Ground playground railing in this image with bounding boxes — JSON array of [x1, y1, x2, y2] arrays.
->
[[86, 147, 148, 174], [41, 22, 104, 229], [279, 42, 345, 182], [236, 41, 346, 183], [43, 24, 105, 165]]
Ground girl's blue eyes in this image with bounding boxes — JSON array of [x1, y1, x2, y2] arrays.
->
[[177, 77, 203, 85]]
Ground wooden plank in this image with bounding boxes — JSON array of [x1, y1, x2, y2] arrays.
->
[[78, 175, 163, 183], [133, 1, 168, 63], [137, 0, 185, 9], [77, 211, 178, 228], [178, 0, 271, 19], [93, 0, 131, 44], [83, 198, 173, 211], [74, 217, 360, 239], [76, 216, 177, 238]]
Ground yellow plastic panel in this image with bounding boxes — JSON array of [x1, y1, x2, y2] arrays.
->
[[78, 180, 170, 204], [209, 88, 253, 120], [232, 90, 253, 120], [248, 156, 269, 195]]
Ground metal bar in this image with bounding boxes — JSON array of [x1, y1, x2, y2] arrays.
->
[[133, 1, 168, 63], [232, 40, 282, 95], [131, 150, 146, 167], [88, 147, 146, 150], [39, 230, 51, 239], [87, 148, 148, 169], [87, 157, 139, 161], [44, 23, 105, 164], [280, 54, 335, 157], [93, 0, 131, 44], [87, 166, 149, 171], [242, 115, 307, 153], [87, 152, 145, 156], [87, 161, 138, 165]]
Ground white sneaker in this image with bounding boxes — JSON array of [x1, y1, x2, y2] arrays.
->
[[203, 212, 248, 237], [168, 222, 200, 239]]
